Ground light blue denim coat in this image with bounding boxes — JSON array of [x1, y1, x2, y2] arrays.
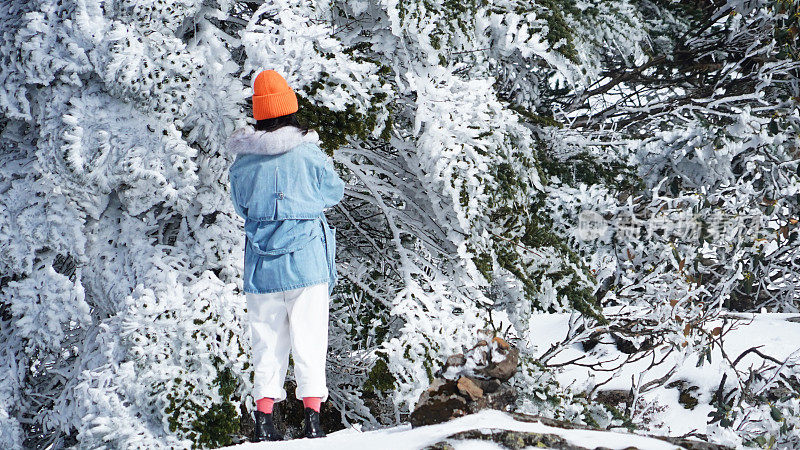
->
[[227, 126, 344, 295]]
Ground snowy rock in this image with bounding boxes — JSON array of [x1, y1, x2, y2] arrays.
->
[[593, 389, 631, 408], [423, 428, 570, 449], [411, 337, 520, 427], [443, 353, 467, 373], [468, 383, 517, 417], [476, 338, 519, 382], [456, 376, 484, 401], [441, 337, 520, 381], [409, 379, 469, 427], [419, 412, 734, 450]]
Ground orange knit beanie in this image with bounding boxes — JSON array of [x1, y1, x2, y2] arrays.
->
[[252, 70, 298, 120]]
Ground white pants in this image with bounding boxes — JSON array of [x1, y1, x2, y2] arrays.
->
[[246, 282, 330, 402]]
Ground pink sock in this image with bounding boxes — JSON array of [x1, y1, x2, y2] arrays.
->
[[256, 397, 274, 414], [302, 397, 321, 412]]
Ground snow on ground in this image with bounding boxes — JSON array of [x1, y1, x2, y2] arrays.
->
[[528, 310, 800, 437], [228, 409, 680, 449], [229, 312, 799, 449]]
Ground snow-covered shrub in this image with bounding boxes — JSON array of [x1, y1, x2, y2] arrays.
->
[[535, 0, 800, 444], [1, 1, 249, 447]]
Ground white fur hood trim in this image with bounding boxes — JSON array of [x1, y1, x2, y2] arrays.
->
[[226, 127, 320, 155]]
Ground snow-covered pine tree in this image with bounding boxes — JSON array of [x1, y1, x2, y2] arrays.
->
[[1, 0, 251, 447]]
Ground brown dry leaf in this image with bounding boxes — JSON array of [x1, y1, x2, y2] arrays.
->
[[669, 299, 679, 307], [711, 327, 722, 336], [491, 336, 510, 350], [683, 323, 692, 336], [679, 259, 685, 271]]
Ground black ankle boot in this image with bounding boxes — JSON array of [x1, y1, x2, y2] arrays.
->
[[303, 407, 326, 438], [253, 410, 283, 442]]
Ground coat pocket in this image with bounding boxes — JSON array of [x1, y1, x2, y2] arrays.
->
[[324, 225, 337, 289], [246, 232, 317, 256]]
